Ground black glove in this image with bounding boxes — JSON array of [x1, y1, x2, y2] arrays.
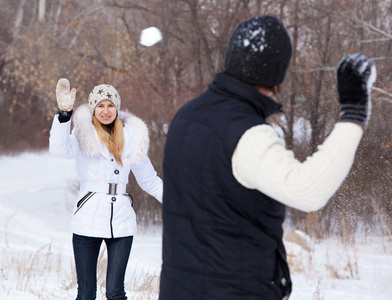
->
[[58, 109, 73, 123], [337, 53, 376, 129]]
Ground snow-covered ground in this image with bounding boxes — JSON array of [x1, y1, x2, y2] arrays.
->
[[0, 152, 391, 299]]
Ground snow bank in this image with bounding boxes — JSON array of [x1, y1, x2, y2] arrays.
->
[[0, 152, 391, 299]]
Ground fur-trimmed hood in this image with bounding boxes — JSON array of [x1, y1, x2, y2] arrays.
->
[[72, 104, 150, 165]]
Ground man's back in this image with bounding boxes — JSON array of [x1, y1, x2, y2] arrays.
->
[[160, 73, 289, 300]]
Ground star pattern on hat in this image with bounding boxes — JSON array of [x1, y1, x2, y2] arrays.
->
[[88, 84, 121, 114]]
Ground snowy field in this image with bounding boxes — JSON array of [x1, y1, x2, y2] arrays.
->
[[0, 151, 391, 299]]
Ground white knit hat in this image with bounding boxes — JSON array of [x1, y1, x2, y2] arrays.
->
[[88, 84, 121, 115]]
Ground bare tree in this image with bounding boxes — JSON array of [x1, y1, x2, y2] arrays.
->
[[0, 0, 391, 233]]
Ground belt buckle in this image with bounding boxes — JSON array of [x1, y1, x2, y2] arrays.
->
[[108, 183, 118, 195]]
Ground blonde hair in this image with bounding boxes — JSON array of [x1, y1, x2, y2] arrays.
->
[[93, 115, 124, 166]]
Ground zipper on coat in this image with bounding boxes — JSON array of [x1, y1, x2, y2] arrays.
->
[[110, 202, 114, 238], [74, 192, 95, 215]]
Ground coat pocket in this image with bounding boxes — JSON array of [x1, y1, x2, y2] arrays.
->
[[274, 248, 292, 300], [74, 192, 95, 215], [123, 193, 134, 207]]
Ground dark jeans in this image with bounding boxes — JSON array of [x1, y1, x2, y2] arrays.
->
[[72, 234, 134, 300]]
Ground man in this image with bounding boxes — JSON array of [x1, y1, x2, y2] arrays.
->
[[159, 15, 376, 300]]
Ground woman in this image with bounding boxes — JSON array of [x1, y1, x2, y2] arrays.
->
[[49, 78, 162, 300]]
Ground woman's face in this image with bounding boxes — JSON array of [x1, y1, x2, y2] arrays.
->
[[94, 100, 117, 125]]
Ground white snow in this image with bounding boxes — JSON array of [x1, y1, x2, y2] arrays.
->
[[367, 63, 377, 91], [250, 28, 263, 40], [139, 27, 162, 47], [0, 152, 391, 299]]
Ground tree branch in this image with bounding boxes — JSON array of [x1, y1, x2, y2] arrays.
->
[[353, 14, 392, 39], [372, 86, 392, 102]]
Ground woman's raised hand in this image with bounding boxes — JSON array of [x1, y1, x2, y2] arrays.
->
[[56, 78, 76, 112]]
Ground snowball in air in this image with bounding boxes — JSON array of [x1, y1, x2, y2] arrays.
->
[[139, 27, 162, 47]]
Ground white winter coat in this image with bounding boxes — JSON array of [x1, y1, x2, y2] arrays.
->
[[49, 104, 163, 238]]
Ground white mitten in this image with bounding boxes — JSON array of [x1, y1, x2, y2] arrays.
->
[[56, 78, 76, 111]]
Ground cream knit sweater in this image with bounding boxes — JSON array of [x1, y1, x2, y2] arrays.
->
[[232, 122, 363, 212]]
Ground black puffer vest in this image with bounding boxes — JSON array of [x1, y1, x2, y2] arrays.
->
[[160, 73, 292, 300]]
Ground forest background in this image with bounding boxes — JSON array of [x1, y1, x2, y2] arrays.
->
[[1, 0, 392, 241]]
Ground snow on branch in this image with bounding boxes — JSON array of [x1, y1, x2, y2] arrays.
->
[[372, 87, 392, 103], [360, 38, 392, 44]]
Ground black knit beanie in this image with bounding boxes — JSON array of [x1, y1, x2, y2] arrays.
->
[[224, 15, 292, 87]]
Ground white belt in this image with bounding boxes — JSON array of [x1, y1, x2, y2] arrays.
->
[[80, 181, 126, 195]]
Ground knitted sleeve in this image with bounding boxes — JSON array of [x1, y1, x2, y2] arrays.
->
[[232, 122, 363, 212]]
